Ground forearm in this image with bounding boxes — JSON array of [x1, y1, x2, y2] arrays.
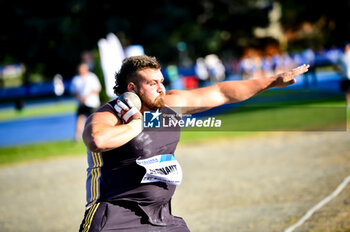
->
[[217, 77, 277, 103], [166, 64, 308, 114], [83, 119, 143, 152], [216, 64, 310, 103]]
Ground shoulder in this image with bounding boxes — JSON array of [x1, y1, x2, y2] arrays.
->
[[89, 101, 122, 125], [88, 72, 99, 79], [70, 76, 81, 90], [97, 100, 118, 115], [71, 75, 80, 83], [88, 72, 101, 83], [164, 89, 187, 107]]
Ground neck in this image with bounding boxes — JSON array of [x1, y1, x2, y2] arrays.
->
[[140, 105, 162, 113]]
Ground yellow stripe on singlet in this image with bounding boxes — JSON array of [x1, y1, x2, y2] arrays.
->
[[95, 153, 102, 200], [93, 152, 99, 201], [82, 202, 100, 232], [90, 153, 96, 203], [90, 152, 102, 203]]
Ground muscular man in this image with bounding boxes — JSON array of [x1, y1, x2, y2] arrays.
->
[[79, 55, 309, 232]]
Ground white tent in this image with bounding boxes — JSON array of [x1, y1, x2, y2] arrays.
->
[[98, 33, 125, 98], [98, 33, 145, 98]]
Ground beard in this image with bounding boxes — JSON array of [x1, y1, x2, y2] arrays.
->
[[138, 91, 165, 110]]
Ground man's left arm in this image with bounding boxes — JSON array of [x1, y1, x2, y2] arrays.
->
[[165, 64, 309, 114]]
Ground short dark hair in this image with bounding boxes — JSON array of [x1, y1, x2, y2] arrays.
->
[[113, 55, 161, 95]]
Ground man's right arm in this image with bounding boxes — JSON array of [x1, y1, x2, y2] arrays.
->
[[82, 105, 143, 152]]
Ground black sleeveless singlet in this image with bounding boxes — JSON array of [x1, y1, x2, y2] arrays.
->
[[85, 100, 181, 226]]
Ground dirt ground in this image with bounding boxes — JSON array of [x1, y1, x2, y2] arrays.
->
[[0, 131, 350, 232]]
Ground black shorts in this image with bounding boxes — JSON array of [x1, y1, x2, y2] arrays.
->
[[77, 105, 97, 117], [78, 202, 190, 232], [340, 79, 350, 92]]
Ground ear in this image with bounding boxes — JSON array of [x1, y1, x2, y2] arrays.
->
[[127, 82, 137, 93]]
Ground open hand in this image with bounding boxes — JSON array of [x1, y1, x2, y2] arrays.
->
[[275, 64, 310, 88]]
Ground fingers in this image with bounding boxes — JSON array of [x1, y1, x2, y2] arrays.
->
[[281, 64, 309, 82], [115, 99, 141, 123], [117, 100, 130, 111], [114, 104, 122, 114], [123, 108, 141, 122], [287, 78, 296, 85], [115, 99, 134, 113], [126, 99, 135, 108], [292, 64, 310, 75], [295, 64, 309, 69], [275, 64, 308, 88]]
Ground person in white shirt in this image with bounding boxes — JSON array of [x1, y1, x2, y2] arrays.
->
[[70, 63, 101, 142]]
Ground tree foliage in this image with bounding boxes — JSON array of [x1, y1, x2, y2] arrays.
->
[[0, 0, 349, 81]]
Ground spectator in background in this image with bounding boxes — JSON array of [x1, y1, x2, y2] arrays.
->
[[240, 56, 257, 80], [261, 55, 275, 77], [165, 64, 182, 90], [70, 63, 101, 142], [273, 52, 294, 74], [326, 46, 342, 64], [302, 48, 317, 88], [338, 43, 350, 107], [81, 51, 95, 70], [195, 57, 210, 87], [204, 54, 226, 82]]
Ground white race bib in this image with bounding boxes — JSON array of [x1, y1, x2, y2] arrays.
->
[[136, 154, 182, 186]]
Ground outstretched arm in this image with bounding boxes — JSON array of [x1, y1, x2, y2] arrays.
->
[[165, 64, 309, 114]]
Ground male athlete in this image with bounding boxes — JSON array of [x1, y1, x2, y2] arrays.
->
[[79, 55, 309, 232]]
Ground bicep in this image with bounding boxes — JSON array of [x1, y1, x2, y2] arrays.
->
[[165, 85, 227, 113], [83, 106, 120, 139], [86, 108, 120, 130]]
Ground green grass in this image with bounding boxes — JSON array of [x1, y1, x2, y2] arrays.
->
[[0, 140, 86, 167], [220, 104, 345, 131], [179, 100, 349, 144], [179, 131, 257, 144]]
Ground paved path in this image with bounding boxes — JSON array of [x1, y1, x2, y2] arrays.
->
[[1, 131, 350, 232]]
